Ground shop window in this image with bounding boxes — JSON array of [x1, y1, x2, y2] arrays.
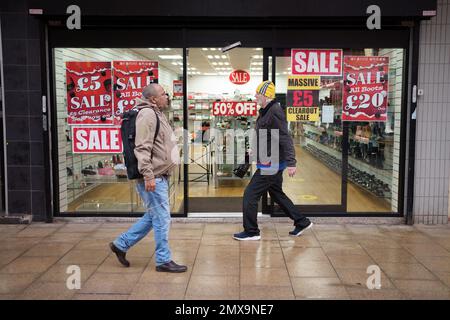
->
[[274, 48, 404, 213], [54, 48, 184, 214]]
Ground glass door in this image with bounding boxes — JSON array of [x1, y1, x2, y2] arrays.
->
[[268, 48, 345, 215], [186, 47, 264, 213]]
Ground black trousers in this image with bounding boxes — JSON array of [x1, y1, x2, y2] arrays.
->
[[243, 169, 310, 235]]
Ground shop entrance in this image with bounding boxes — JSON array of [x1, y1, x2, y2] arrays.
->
[[186, 47, 264, 213]]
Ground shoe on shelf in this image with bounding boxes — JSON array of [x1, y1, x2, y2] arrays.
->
[[233, 231, 261, 241], [156, 260, 188, 273], [109, 242, 130, 267], [289, 221, 314, 237]]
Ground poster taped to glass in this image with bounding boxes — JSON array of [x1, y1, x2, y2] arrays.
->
[[66, 61, 114, 125], [342, 56, 389, 122], [113, 60, 159, 124]]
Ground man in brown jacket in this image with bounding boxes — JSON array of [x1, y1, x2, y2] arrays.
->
[[110, 84, 187, 273]]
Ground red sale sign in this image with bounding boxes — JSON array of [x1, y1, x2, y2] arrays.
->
[[229, 70, 250, 85], [212, 101, 257, 117], [291, 49, 343, 76], [72, 127, 123, 154], [66, 62, 113, 125], [342, 56, 389, 122], [113, 61, 158, 124]]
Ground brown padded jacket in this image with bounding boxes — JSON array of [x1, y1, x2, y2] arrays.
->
[[134, 98, 179, 181]]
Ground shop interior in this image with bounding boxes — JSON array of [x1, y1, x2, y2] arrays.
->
[[54, 47, 403, 215]]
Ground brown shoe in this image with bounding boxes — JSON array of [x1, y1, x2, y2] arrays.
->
[[109, 242, 130, 267], [156, 260, 187, 273]]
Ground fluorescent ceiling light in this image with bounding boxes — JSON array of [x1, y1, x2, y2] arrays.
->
[[224, 62, 229, 65], [204, 72, 218, 75], [164, 48, 171, 50], [221, 55, 227, 59], [207, 55, 213, 59], [202, 48, 208, 51], [214, 55, 220, 59], [210, 48, 217, 51], [171, 62, 178, 65], [218, 62, 224, 65], [212, 62, 218, 65], [159, 55, 183, 60]]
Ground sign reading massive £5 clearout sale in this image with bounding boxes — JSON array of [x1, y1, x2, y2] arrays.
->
[[212, 101, 258, 117], [72, 127, 123, 154], [113, 60, 158, 124], [286, 75, 320, 122], [66, 62, 114, 125], [342, 56, 389, 122]]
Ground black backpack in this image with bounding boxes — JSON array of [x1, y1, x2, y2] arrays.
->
[[121, 107, 160, 180]]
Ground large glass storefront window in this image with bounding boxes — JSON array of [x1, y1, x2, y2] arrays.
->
[[275, 48, 404, 213], [53, 45, 405, 216], [54, 48, 184, 214]]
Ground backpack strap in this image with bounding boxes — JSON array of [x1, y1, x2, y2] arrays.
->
[[151, 108, 160, 159], [134, 106, 160, 159]]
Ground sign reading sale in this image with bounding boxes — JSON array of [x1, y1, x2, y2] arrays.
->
[[113, 61, 158, 123], [212, 101, 257, 117], [229, 70, 250, 85], [342, 56, 389, 122], [72, 127, 123, 154], [66, 62, 113, 125], [291, 49, 343, 76]]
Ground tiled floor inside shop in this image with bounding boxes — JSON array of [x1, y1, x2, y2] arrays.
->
[[1, 221, 450, 300]]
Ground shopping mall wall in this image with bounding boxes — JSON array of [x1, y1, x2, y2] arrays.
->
[[414, 0, 450, 224]]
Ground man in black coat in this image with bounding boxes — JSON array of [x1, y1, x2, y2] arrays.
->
[[233, 81, 312, 241]]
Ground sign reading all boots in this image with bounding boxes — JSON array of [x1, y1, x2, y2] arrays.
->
[[342, 56, 389, 122], [113, 61, 158, 123], [66, 62, 114, 125]]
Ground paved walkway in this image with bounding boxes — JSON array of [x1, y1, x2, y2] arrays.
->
[[1, 221, 450, 300]]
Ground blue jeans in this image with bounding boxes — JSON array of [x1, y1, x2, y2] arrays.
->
[[113, 177, 172, 266]]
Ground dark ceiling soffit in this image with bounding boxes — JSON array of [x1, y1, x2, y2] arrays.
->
[[39, 15, 422, 29], [27, 0, 437, 19]]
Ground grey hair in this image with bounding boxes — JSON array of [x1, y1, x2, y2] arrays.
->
[[142, 84, 161, 99]]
